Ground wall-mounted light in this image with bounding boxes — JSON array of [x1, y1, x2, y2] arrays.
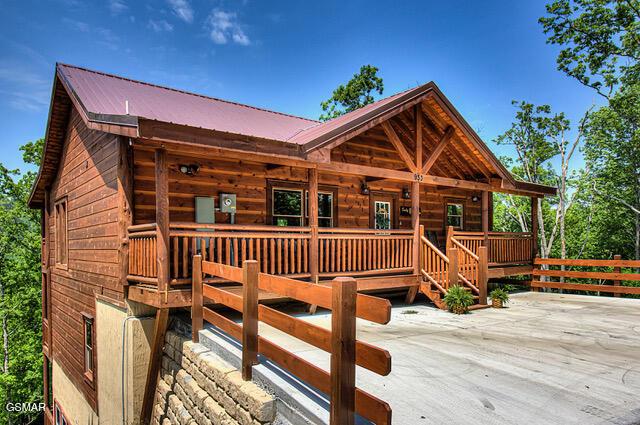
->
[[179, 164, 200, 176], [360, 182, 370, 195], [402, 187, 411, 199], [471, 195, 480, 202]]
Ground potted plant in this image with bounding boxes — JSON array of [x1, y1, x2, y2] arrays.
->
[[490, 288, 510, 308], [443, 285, 474, 314]]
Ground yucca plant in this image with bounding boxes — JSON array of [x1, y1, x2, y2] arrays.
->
[[490, 288, 510, 308], [443, 285, 474, 314]]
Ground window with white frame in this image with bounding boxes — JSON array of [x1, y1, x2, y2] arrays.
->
[[446, 203, 464, 229], [82, 314, 94, 382], [305, 191, 334, 227], [271, 185, 335, 227]]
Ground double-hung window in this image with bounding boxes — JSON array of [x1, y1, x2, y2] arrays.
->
[[446, 202, 464, 230], [55, 198, 68, 267], [82, 314, 94, 383]]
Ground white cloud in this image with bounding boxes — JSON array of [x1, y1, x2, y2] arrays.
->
[[148, 19, 174, 32], [205, 10, 250, 46], [0, 66, 50, 112], [62, 18, 90, 32], [109, 0, 127, 15], [167, 0, 193, 23]]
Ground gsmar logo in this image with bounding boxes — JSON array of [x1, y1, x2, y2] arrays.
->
[[5, 402, 45, 412]]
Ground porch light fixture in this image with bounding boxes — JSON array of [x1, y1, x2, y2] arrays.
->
[[360, 182, 370, 195], [179, 164, 200, 176], [402, 187, 411, 199], [471, 195, 480, 202]]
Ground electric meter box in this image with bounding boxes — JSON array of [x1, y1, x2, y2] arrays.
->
[[195, 197, 215, 224], [219, 193, 236, 214]]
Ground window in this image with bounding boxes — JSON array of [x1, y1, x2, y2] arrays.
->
[[272, 188, 303, 226], [54, 198, 68, 267], [374, 201, 392, 230], [269, 182, 336, 227], [82, 314, 94, 382], [446, 203, 464, 230], [305, 191, 334, 227], [54, 402, 68, 425]]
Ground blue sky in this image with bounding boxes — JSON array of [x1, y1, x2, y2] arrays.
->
[[1, 0, 601, 172]]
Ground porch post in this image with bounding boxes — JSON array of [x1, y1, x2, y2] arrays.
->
[[406, 104, 422, 304], [155, 147, 170, 297], [308, 168, 319, 313], [481, 191, 489, 246], [530, 196, 538, 262], [141, 147, 171, 424]]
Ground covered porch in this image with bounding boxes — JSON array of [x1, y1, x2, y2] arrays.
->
[[124, 86, 554, 309]]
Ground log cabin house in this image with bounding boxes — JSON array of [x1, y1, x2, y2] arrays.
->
[[30, 63, 555, 423]]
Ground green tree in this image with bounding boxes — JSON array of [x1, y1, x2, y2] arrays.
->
[[0, 139, 44, 424], [584, 84, 640, 261], [494, 101, 589, 261], [319, 65, 384, 121], [540, 0, 640, 98]]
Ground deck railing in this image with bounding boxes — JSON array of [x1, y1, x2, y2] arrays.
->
[[128, 223, 158, 282], [420, 234, 450, 293], [318, 228, 413, 277], [128, 223, 415, 284], [450, 229, 532, 265], [192, 256, 393, 424]]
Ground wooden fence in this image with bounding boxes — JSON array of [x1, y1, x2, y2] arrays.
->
[[191, 256, 393, 425], [531, 257, 640, 295], [450, 229, 532, 265]]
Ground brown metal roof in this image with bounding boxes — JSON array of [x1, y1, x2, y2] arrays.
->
[[57, 63, 319, 142]]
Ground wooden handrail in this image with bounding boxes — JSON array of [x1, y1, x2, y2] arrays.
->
[[319, 227, 413, 235], [194, 257, 392, 425], [171, 222, 311, 232], [421, 236, 449, 263], [128, 222, 157, 232], [534, 258, 640, 268], [450, 237, 479, 261]]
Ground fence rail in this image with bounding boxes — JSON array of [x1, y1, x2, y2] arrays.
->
[[192, 256, 393, 425], [531, 257, 640, 295]]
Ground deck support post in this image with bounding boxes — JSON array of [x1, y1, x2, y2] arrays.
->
[[140, 147, 171, 424], [331, 277, 357, 425], [478, 246, 488, 305], [613, 254, 622, 297], [140, 307, 169, 424], [308, 168, 319, 313], [192, 255, 203, 342]]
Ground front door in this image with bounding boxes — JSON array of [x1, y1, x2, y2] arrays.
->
[[370, 192, 398, 229]]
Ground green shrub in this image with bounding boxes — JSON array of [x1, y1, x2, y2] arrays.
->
[[443, 285, 474, 314], [490, 288, 510, 304]]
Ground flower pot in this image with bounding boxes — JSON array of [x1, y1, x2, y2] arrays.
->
[[452, 305, 467, 315], [492, 298, 503, 308]]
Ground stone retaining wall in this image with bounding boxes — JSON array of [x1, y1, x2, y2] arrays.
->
[[152, 330, 276, 425]]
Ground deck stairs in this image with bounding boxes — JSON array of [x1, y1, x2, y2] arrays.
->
[[418, 235, 483, 310]]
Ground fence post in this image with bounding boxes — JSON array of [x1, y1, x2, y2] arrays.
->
[[613, 254, 622, 298], [478, 246, 488, 305], [331, 277, 356, 425], [192, 255, 203, 343], [242, 260, 259, 381], [448, 247, 459, 289], [531, 256, 540, 292]]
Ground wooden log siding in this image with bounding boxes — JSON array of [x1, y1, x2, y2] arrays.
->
[[47, 108, 123, 411], [194, 259, 393, 425], [131, 147, 484, 239]]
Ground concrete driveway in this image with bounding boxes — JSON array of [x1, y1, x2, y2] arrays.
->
[[258, 292, 640, 425]]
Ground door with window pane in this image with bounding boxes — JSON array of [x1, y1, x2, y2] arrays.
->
[[374, 201, 392, 229]]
